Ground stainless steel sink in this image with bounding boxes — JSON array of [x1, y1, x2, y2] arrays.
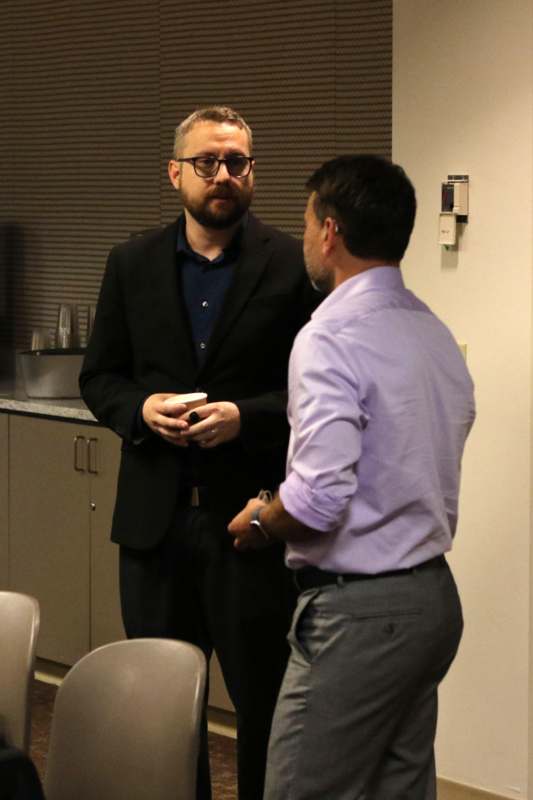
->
[[19, 348, 85, 398]]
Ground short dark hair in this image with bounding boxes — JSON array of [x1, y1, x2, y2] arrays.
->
[[173, 106, 252, 157], [306, 155, 416, 262]]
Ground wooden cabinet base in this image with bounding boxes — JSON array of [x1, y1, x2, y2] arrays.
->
[[6, 411, 233, 714], [8, 415, 123, 664]]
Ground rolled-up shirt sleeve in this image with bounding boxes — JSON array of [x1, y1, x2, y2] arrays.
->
[[279, 325, 367, 532]]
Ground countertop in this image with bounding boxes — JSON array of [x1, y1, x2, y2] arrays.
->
[[0, 391, 97, 423]]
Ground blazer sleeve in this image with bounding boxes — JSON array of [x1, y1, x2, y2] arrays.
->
[[79, 246, 150, 443]]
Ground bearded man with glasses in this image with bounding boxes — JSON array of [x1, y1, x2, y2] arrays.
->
[[80, 106, 317, 800]]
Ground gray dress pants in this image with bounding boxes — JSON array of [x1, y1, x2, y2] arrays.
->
[[263, 558, 463, 800]]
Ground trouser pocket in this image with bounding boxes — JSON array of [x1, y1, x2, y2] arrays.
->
[[287, 589, 321, 663]]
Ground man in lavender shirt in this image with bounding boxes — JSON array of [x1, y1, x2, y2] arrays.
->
[[228, 155, 475, 800]]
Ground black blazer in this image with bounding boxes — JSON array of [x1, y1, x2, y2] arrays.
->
[[80, 213, 316, 550]]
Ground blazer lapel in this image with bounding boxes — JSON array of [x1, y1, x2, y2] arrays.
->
[[151, 218, 197, 379], [197, 214, 272, 376]]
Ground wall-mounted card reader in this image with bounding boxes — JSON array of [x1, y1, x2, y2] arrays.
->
[[438, 212, 457, 246], [439, 174, 469, 248]]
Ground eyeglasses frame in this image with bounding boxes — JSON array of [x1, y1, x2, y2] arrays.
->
[[175, 155, 255, 179]]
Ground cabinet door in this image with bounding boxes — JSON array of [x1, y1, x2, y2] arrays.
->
[[85, 426, 125, 649], [0, 414, 8, 589], [9, 415, 90, 665]]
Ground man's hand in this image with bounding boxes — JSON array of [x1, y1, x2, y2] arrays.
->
[[229, 493, 316, 547], [179, 401, 241, 448], [142, 394, 190, 446], [228, 498, 271, 551]]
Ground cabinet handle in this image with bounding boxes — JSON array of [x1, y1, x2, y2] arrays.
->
[[73, 436, 86, 472], [87, 437, 98, 474]]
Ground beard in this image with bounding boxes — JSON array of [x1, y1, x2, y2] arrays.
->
[[304, 255, 334, 295], [180, 182, 253, 230]]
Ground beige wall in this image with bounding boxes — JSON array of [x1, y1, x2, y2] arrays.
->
[[393, 1, 533, 797]]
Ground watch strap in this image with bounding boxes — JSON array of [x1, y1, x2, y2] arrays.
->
[[250, 506, 271, 541]]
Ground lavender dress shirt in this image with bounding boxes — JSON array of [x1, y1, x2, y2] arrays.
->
[[279, 267, 475, 573]]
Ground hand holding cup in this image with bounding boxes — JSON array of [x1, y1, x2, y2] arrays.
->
[[143, 392, 207, 446], [179, 400, 241, 449]]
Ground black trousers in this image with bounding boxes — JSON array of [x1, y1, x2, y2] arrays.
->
[[119, 505, 295, 800]]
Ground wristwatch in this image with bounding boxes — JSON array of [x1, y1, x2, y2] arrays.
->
[[249, 506, 271, 541]]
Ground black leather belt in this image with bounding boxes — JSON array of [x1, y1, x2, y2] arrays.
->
[[294, 554, 446, 592]]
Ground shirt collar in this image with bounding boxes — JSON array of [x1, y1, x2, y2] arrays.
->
[[176, 213, 247, 264], [312, 266, 405, 319]]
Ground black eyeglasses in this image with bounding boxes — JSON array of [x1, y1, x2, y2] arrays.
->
[[176, 155, 254, 179]]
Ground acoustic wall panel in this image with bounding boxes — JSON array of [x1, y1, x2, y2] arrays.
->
[[6, 0, 161, 350], [159, 0, 392, 235], [3, 0, 391, 351]]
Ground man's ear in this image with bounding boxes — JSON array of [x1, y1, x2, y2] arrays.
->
[[168, 160, 180, 190], [322, 217, 339, 252]]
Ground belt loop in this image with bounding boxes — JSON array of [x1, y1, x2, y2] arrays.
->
[[191, 486, 200, 507]]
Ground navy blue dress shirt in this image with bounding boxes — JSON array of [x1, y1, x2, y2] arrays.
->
[[177, 217, 243, 366], [134, 217, 244, 439]]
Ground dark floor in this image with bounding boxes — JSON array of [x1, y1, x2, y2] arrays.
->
[[30, 679, 238, 799]]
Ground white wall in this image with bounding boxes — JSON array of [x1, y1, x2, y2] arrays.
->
[[393, 2, 533, 797]]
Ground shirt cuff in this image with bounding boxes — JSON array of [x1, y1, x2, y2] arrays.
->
[[279, 471, 344, 533]]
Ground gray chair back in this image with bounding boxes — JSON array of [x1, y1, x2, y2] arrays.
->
[[0, 591, 40, 752], [44, 638, 206, 800]]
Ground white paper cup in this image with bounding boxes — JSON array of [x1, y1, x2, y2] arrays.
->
[[163, 392, 208, 410]]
